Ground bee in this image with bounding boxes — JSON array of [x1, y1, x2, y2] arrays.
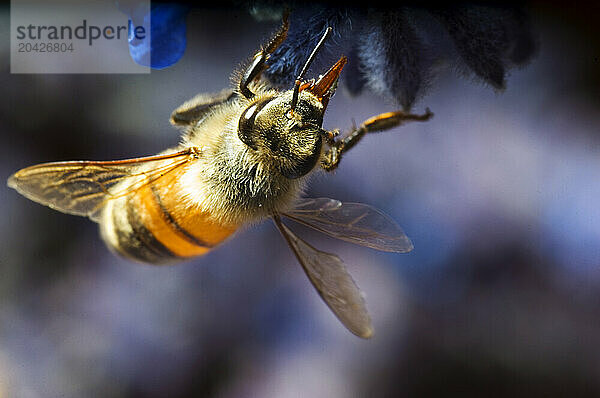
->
[[7, 17, 432, 338]]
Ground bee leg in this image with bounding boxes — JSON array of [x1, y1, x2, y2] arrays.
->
[[170, 89, 235, 127], [240, 12, 289, 98], [322, 108, 433, 171]]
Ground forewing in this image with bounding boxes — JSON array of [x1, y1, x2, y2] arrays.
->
[[273, 216, 373, 338], [7, 149, 197, 222], [284, 198, 413, 253]]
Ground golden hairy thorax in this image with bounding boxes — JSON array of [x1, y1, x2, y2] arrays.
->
[[176, 86, 312, 226]]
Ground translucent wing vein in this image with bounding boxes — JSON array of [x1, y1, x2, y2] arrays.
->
[[7, 149, 196, 221], [273, 216, 373, 338], [284, 197, 413, 253]]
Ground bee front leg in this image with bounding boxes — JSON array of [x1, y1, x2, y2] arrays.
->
[[239, 13, 289, 98], [321, 108, 433, 171]]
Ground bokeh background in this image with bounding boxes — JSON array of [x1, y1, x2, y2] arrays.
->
[[2, 3, 600, 397]]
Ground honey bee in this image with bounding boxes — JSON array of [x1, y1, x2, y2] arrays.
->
[[8, 17, 432, 338]]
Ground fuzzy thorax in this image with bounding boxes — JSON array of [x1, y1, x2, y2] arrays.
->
[[176, 89, 317, 226]]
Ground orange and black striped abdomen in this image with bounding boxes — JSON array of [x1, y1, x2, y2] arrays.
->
[[101, 168, 237, 264]]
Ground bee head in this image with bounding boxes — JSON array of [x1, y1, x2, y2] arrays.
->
[[237, 56, 347, 179]]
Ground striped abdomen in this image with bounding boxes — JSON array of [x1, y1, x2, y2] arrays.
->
[[100, 171, 237, 264]]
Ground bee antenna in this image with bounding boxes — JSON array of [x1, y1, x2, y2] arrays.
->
[[290, 26, 332, 112]]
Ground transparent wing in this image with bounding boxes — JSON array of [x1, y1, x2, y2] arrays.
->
[[283, 197, 413, 253], [273, 216, 373, 338], [7, 148, 198, 222]]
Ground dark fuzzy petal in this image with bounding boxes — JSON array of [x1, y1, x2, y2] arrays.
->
[[264, 5, 356, 87], [357, 10, 430, 109], [431, 5, 537, 89], [253, 3, 537, 107]]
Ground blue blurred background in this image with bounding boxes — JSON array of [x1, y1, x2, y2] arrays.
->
[[1, 3, 600, 397]]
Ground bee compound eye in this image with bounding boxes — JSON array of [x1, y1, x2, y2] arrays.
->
[[238, 104, 258, 149], [237, 97, 273, 150]]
